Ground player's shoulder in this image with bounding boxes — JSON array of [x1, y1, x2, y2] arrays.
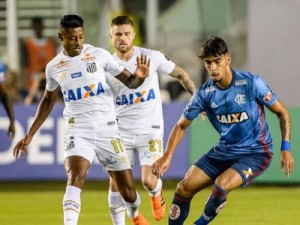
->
[[82, 44, 110, 56], [233, 69, 259, 80]]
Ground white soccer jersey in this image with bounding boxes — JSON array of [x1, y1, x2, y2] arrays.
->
[[107, 46, 175, 134], [46, 44, 124, 135]]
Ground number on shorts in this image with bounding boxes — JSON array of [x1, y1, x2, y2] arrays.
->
[[111, 138, 124, 153], [148, 139, 162, 152]]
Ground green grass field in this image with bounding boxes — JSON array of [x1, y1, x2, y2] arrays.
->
[[0, 180, 299, 225]]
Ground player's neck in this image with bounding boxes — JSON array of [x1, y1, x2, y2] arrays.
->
[[116, 47, 134, 62], [216, 70, 233, 89]]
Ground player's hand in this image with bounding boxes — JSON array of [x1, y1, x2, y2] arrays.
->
[[8, 121, 15, 139], [199, 111, 206, 121], [13, 134, 33, 160], [280, 151, 294, 177], [134, 54, 150, 79], [151, 155, 172, 177]]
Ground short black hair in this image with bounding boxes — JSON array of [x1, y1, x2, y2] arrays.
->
[[60, 14, 84, 29], [31, 17, 43, 26], [198, 36, 228, 59], [111, 15, 134, 27]]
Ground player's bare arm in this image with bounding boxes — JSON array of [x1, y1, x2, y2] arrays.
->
[[0, 82, 15, 138], [268, 99, 294, 176], [115, 54, 150, 88], [169, 65, 197, 95], [13, 90, 57, 159], [152, 116, 192, 177]]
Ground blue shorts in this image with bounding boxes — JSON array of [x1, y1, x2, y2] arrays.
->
[[194, 147, 273, 187]]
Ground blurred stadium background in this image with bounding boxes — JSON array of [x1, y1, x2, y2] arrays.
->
[[0, 0, 299, 224]]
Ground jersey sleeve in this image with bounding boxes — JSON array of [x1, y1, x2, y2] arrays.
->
[[45, 63, 59, 91], [253, 75, 277, 106], [102, 49, 125, 76], [152, 50, 175, 74], [183, 90, 204, 120], [0, 62, 6, 83]]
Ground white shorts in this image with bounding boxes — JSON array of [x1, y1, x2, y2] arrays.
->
[[64, 133, 131, 171], [120, 133, 164, 166]]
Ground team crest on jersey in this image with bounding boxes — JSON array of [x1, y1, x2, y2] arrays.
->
[[216, 112, 249, 124], [86, 62, 97, 73], [63, 82, 105, 102], [235, 94, 246, 105], [115, 88, 156, 105]]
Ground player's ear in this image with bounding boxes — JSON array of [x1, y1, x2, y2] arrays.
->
[[58, 32, 63, 41], [227, 54, 231, 65]]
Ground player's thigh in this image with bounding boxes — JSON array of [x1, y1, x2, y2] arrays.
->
[[177, 165, 214, 198], [94, 133, 131, 171], [135, 133, 164, 166], [109, 169, 135, 191], [215, 168, 244, 191]]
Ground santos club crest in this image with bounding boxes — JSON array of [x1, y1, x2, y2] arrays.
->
[[86, 62, 97, 73]]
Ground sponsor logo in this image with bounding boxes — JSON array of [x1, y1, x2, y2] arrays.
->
[[210, 102, 218, 108], [235, 79, 247, 86], [86, 62, 97, 73], [105, 156, 118, 165], [263, 92, 272, 102], [115, 88, 155, 105], [243, 167, 253, 178], [205, 86, 216, 93], [107, 121, 115, 126], [216, 112, 249, 124], [169, 204, 180, 220], [57, 60, 69, 69], [81, 53, 95, 61], [216, 202, 227, 213], [63, 82, 105, 102], [235, 94, 246, 105], [152, 125, 160, 129], [71, 72, 82, 79]]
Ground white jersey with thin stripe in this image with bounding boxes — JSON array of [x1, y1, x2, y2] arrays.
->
[[45, 44, 125, 135], [107, 46, 175, 134]]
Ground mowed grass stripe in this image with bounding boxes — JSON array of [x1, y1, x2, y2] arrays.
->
[[0, 181, 299, 225]]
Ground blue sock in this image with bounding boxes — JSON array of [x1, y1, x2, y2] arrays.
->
[[168, 192, 192, 225], [193, 184, 228, 225]]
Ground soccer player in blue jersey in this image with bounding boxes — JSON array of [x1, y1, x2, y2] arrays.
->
[[151, 36, 295, 225]]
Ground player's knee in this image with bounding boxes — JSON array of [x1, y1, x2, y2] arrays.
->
[[176, 180, 194, 198], [119, 187, 137, 203], [141, 174, 157, 191], [66, 170, 86, 188]]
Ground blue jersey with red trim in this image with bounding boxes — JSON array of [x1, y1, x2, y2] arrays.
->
[[184, 69, 277, 155]]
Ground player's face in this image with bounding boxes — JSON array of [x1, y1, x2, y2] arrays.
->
[[203, 54, 231, 86], [59, 27, 84, 57], [110, 24, 135, 53]]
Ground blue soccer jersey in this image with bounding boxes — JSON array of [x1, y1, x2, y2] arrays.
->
[[0, 60, 6, 83], [184, 70, 277, 155]]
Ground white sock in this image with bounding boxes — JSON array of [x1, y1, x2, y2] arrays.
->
[[148, 178, 162, 197], [63, 185, 81, 225], [123, 192, 141, 218], [108, 190, 126, 225]]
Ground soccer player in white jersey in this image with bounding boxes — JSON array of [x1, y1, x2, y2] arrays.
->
[[13, 14, 151, 225], [106, 15, 196, 224]]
